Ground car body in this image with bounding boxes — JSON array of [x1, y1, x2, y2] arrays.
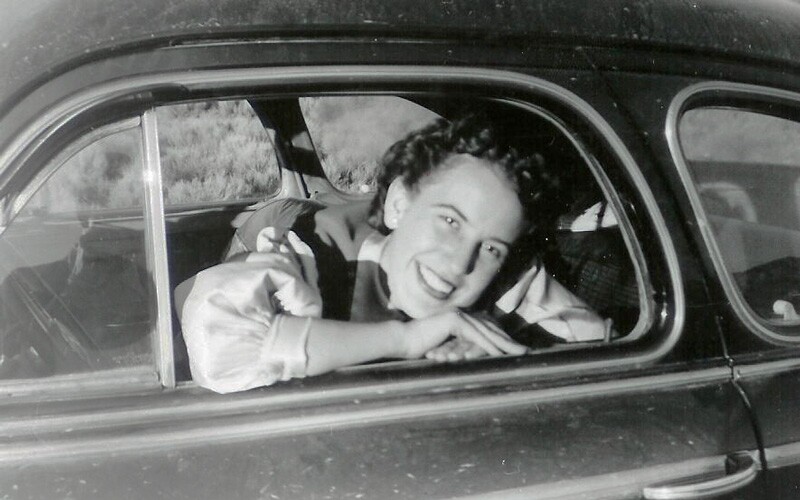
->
[[2, 0, 800, 498]]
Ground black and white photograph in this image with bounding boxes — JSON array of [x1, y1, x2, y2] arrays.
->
[[1, 1, 800, 498]]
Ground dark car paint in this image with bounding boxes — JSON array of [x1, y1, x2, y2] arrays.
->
[[2, 0, 800, 498], [4, 0, 800, 116], [597, 56, 800, 496], [4, 380, 756, 499]]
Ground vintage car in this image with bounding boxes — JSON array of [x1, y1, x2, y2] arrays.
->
[[2, 0, 800, 498]]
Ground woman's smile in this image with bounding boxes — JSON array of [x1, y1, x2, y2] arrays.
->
[[380, 155, 525, 318], [416, 262, 456, 300]]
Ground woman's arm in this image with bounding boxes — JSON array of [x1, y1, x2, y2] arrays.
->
[[280, 311, 528, 377]]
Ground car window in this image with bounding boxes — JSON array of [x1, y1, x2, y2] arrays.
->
[[679, 107, 800, 326], [0, 122, 156, 380], [167, 94, 648, 383], [300, 96, 440, 193], [156, 100, 280, 205], [0, 91, 651, 390]]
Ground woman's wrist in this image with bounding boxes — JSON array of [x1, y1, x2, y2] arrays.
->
[[386, 320, 413, 359]]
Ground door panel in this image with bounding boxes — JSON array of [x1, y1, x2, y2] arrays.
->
[[735, 361, 800, 499], [1, 365, 760, 499]]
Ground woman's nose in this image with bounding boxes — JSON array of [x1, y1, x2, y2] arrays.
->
[[448, 241, 480, 276]]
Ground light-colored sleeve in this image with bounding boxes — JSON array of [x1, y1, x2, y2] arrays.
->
[[495, 264, 611, 342], [177, 227, 323, 393]]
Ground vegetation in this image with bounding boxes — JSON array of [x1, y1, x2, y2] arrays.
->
[[157, 100, 280, 204], [300, 96, 437, 192], [25, 96, 438, 214]]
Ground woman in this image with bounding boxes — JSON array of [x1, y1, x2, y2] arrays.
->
[[175, 116, 607, 393]]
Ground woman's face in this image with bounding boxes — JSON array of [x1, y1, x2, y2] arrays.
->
[[380, 154, 526, 319]]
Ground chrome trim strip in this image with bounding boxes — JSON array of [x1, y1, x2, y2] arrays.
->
[[0, 65, 684, 373], [0, 364, 732, 443], [0, 367, 159, 400], [141, 110, 175, 388], [734, 356, 800, 379], [665, 81, 800, 346], [765, 441, 800, 469], [459, 451, 759, 500]]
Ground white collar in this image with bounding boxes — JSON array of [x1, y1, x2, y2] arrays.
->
[[357, 230, 387, 264]]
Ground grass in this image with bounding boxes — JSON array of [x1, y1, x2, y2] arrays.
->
[[26, 96, 438, 213]]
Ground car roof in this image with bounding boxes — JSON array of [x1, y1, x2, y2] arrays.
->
[[2, 0, 800, 115]]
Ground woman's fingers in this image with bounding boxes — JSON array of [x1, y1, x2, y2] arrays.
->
[[425, 338, 486, 362], [425, 338, 466, 361], [458, 313, 528, 355], [406, 311, 528, 360], [450, 312, 504, 356]]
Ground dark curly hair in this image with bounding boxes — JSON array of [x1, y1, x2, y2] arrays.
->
[[367, 115, 564, 304], [369, 114, 561, 243]]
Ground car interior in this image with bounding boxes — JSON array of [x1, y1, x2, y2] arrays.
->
[[0, 93, 642, 382], [694, 161, 800, 323], [681, 105, 800, 325]]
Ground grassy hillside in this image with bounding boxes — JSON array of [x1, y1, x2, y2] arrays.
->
[[24, 96, 438, 214]]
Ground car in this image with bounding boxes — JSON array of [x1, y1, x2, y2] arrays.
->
[[2, 0, 800, 498]]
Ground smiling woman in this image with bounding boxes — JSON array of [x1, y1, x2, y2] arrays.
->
[[174, 115, 608, 393], [379, 155, 525, 319]]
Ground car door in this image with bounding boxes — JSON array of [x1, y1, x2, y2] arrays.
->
[[667, 82, 800, 499], [0, 33, 763, 500], [593, 37, 800, 497]]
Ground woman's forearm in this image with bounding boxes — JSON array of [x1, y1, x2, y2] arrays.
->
[[278, 315, 407, 376]]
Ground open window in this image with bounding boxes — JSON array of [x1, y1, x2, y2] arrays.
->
[[0, 69, 661, 396], [158, 93, 650, 383]]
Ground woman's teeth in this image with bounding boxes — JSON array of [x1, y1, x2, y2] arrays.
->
[[418, 264, 455, 298]]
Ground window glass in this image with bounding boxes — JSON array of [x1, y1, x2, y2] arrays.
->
[[300, 96, 440, 193], [680, 107, 800, 324], [0, 125, 155, 379], [21, 130, 144, 213], [156, 100, 280, 205]]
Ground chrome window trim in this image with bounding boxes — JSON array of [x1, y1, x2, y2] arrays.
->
[[0, 364, 733, 465], [666, 81, 800, 346], [0, 65, 683, 392], [141, 110, 176, 388]]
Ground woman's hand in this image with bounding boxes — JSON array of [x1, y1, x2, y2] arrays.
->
[[425, 337, 485, 362], [399, 311, 528, 361]]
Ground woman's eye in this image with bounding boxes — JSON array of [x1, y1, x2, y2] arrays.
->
[[442, 216, 460, 229], [483, 243, 503, 259]]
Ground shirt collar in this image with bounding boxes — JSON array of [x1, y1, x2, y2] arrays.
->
[[357, 229, 387, 264]]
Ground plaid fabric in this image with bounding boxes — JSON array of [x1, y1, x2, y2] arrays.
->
[[547, 229, 639, 314]]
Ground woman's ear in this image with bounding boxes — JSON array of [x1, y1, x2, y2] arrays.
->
[[383, 177, 411, 230]]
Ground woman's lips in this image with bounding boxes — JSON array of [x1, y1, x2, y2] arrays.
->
[[416, 262, 455, 300]]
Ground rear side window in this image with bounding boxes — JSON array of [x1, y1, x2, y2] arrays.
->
[[300, 96, 439, 193], [156, 100, 280, 205], [679, 107, 800, 326]]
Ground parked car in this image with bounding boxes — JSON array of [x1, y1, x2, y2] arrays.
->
[[2, 0, 800, 498]]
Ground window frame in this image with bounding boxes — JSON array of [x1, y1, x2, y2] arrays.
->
[[0, 117, 164, 398], [0, 65, 680, 400], [666, 80, 800, 346]]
